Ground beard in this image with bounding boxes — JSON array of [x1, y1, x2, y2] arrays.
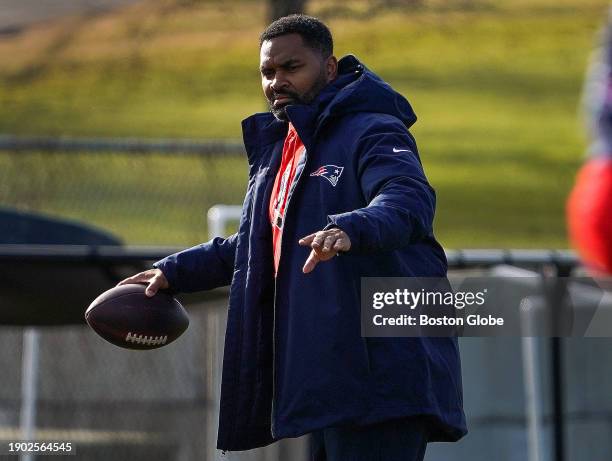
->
[[268, 69, 329, 121]]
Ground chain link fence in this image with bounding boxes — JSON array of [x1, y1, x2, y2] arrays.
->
[[0, 293, 309, 461], [0, 138, 249, 246]]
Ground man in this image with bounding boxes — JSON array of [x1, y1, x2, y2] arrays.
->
[[120, 14, 467, 460]]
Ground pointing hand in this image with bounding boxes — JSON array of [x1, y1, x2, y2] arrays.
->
[[298, 228, 351, 274]]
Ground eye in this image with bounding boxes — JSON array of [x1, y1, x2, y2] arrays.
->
[[261, 69, 274, 78]]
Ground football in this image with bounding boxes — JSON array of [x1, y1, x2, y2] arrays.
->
[[85, 284, 189, 350]]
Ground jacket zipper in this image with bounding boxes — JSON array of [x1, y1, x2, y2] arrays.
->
[[271, 271, 278, 439], [270, 147, 308, 439]]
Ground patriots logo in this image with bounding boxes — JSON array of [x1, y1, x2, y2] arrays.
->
[[310, 164, 344, 187]]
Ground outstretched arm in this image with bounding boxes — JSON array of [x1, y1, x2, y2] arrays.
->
[[327, 119, 435, 252], [299, 118, 436, 271]]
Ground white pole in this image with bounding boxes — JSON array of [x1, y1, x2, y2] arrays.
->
[[521, 299, 545, 461], [20, 327, 40, 461], [207, 206, 242, 241]]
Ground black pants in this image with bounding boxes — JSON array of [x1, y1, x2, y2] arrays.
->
[[309, 416, 429, 461]]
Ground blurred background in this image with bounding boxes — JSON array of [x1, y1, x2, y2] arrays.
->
[[1, 0, 611, 460], [1, 0, 607, 247]]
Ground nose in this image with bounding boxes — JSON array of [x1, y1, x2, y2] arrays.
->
[[270, 71, 289, 93]]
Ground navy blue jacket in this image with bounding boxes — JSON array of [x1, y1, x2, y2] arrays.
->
[[154, 55, 467, 451]]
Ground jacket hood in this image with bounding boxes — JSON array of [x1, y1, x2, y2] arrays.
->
[[313, 54, 417, 130]]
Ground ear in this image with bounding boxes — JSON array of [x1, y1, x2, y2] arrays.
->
[[325, 55, 338, 82]]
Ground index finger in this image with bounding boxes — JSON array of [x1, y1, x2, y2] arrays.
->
[[117, 272, 147, 286], [302, 249, 320, 274]]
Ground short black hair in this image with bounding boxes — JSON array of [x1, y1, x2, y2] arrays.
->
[[259, 14, 333, 59]]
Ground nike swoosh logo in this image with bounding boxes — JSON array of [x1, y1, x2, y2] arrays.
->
[[393, 147, 410, 153]]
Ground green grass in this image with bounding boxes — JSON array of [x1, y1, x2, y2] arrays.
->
[[0, 0, 607, 247]]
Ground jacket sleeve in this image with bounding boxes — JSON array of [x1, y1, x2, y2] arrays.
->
[[324, 118, 436, 253], [152, 232, 238, 293]]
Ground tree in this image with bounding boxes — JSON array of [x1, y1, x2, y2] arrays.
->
[[268, 0, 308, 22]]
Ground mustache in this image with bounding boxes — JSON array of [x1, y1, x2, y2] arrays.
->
[[271, 91, 301, 102]]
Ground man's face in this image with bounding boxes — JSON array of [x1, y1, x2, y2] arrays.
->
[[260, 33, 337, 121]]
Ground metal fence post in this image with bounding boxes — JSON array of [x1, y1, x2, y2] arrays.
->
[[542, 263, 572, 461], [20, 327, 40, 461], [520, 298, 545, 461]]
